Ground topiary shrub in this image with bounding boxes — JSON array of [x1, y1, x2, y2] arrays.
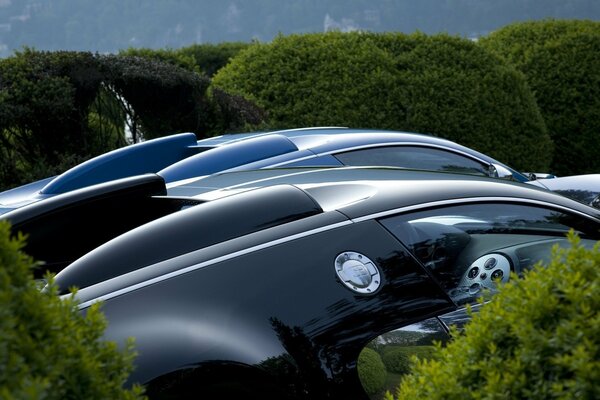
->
[[178, 42, 252, 77], [381, 348, 412, 376], [480, 19, 600, 176], [381, 346, 437, 376], [213, 32, 405, 131], [0, 220, 145, 399], [120, 43, 251, 78], [119, 47, 200, 74], [357, 347, 387, 395], [213, 31, 552, 172], [388, 231, 600, 400]]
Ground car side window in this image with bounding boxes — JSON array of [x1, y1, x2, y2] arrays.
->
[[379, 202, 597, 306], [334, 146, 489, 176]]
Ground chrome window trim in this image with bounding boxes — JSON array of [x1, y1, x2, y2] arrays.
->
[[77, 196, 599, 310]]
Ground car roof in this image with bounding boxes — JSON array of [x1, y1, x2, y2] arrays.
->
[[183, 127, 526, 179], [166, 167, 600, 221], [0, 127, 528, 216]]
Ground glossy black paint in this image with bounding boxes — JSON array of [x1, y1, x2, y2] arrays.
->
[[55, 184, 321, 294], [11, 168, 599, 398], [1, 174, 183, 275], [169, 168, 600, 221], [94, 220, 453, 399]]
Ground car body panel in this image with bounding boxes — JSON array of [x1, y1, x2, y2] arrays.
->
[[42, 132, 199, 195], [159, 134, 298, 182], [80, 219, 455, 397], [54, 184, 322, 292], [2, 166, 597, 398], [3, 174, 176, 274], [0, 176, 54, 213], [2, 127, 599, 397], [166, 167, 598, 219], [167, 129, 528, 182], [0, 132, 198, 215], [528, 174, 600, 208], [3, 127, 597, 216], [0, 127, 529, 209]]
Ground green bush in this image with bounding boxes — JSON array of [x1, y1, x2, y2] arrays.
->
[[358, 347, 387, 395], [119, 47, 200, 73], [213, 32, 405, 131], [99, 54, 212, 141], [381, 346, 437, 376], [121, 42, 251, 77], [480, 19, 600, 176], [213, 31, 552, 172], [389, 231, 600, 400], [381, 348, 411, 376], [0, 220, 145, 399], [0, 49, 265, 190], [178, 42, 252, 77]]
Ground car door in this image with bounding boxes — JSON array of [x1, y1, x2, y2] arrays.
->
[[356, 200, 600, 399]]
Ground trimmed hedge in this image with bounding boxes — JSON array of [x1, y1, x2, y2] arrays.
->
[[357, 347, 387, 395], [179, 42, 252, 77], [480, 19, 600, 176], [214, 32, 404, 130], [389, 231, 600, 400], [121, 42, 251, 77], [381, 346, 437, 376], [0, 221, 144, 399], [213, 31, 552, 172]]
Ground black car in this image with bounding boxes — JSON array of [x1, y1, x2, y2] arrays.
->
[[3, 168, 600, 399]]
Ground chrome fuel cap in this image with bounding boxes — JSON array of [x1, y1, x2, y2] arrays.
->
[[334, 251, 381, 294]]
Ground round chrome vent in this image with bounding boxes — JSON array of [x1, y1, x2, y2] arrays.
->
[[334, 251, 381, 294]]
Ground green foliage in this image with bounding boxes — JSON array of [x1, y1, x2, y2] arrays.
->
[[120, 42, 251, 77], [480, 19, 600, 176], [381, 348, 411, 376], [119, 47, 200, 74], [206, 87, 266, 135], [381, 346, 437, 376], [391, 232, 600, 400], [212, 32, 404, 130], [0, 221, 144, 399], [213, 31, 552, 172], [178, 42, 253, 77], [0, 49, 264, 190], [99, 54, 211, 141], [0, 50, 100, 162], [358, 347, 387, 395], [102, 53, 264, 141], [0, 49, 105, 188]]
